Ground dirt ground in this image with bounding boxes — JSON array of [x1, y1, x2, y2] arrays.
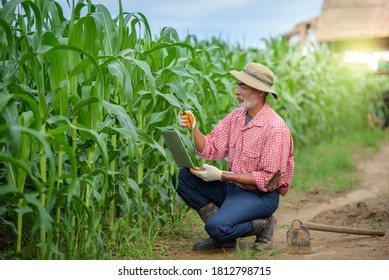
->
[[157, 131, 389, 260]]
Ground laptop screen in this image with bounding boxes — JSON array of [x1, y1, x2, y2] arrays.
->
[[161, 130, 196, 169]]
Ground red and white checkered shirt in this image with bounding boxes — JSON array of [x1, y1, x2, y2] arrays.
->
[[197, 102, 294, 196]]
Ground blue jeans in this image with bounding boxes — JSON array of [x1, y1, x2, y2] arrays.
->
[[173, 168, 279, 243]]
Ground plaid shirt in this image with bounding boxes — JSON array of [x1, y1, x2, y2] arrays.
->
[[197, 102, 294, 196]]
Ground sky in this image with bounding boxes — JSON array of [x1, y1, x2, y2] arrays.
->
[[56, 0, 323, 48]]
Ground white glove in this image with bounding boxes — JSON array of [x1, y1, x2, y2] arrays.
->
[[190, 164, 223, 182], [178, 110, 196, 129]]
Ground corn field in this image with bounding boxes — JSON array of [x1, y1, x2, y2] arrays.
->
[[0, 0, 387, 259]]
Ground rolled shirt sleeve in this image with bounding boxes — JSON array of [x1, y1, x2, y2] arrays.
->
[[251, 129, 294, 195]]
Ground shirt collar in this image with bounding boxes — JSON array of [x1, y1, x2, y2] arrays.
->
[[240, 102, 270, 129]]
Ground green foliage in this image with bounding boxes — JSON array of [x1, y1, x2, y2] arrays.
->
[[292, 129, 387, 192], [0, 0, 388, 259]]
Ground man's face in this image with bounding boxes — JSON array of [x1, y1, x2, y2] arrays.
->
[[235, 81, 261, 110]]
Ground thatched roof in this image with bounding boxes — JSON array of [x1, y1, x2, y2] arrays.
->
[[285, 0, 389, 45], [315, 0, 389, 42]]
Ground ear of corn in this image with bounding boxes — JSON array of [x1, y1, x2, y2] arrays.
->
[[0, 0, 387, 259]]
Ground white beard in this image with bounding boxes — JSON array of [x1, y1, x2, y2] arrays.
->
[[237, 95, 259, 110]]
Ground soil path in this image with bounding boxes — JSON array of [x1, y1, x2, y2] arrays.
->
[[159, 134, 389, 260], [276, 137, 389, 260]]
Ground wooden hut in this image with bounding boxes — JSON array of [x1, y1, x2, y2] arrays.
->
[[286, 0, 389, 124], [285, 0, 389, 52], [285, 0, 389, 74]]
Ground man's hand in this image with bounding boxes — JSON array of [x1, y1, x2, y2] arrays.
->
[[190, 164, 222, 182], [178, 110, 196, 129]]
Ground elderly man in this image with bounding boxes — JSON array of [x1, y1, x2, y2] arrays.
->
[[174, 63, 294, 250]]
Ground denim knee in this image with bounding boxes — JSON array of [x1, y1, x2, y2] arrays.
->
[[174, 168, 201, 209], [205, 216, 232, 243], [174, 168, 188, 195], [171, 167, 188, 183]]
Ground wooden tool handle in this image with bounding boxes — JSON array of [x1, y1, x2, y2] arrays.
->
[[304, 221, 385, 236]]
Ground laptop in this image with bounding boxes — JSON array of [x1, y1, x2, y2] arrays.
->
[[161, 130, 199, 169]]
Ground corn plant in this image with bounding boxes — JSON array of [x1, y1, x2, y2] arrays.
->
[[0, 0, 387, 260]]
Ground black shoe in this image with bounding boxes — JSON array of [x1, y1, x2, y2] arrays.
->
[[253, 238, 273, 250], [253, 215, 276, 250], [193, 237, 236, 250]]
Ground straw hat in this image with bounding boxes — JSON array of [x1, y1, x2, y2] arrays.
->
[[229, 63, 278, 100]]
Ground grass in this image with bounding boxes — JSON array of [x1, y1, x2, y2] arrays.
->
[[101, 218, 158, 260], [292, 128, 387, 192], [235, 243, 285, 260], [370, 218, 386, 231]]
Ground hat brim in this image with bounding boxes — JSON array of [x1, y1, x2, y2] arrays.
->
[[229, 70, 279, 100]]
